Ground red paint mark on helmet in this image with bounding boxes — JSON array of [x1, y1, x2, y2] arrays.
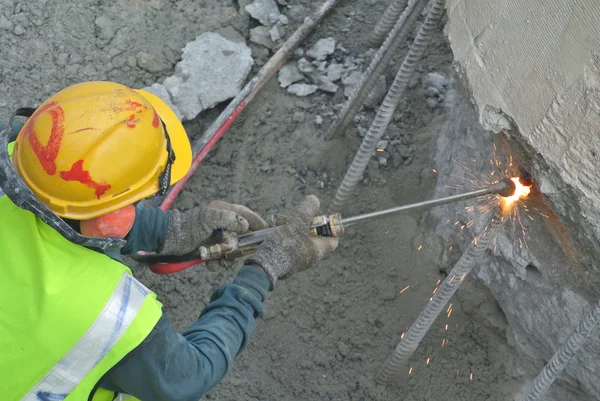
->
[[124, 99, 146, 113], [126, 114, 138, 128], [111, 99, 147, 115], [152, 109, 160, 128], [67, 127, 98, 135], [25, 102, 65, 175], [60, 160, 112, 198]]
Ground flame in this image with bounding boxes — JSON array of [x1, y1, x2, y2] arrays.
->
[[500, 177, 531, 213]]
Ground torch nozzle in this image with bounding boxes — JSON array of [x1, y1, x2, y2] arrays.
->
[[488, 178, 517, 197]]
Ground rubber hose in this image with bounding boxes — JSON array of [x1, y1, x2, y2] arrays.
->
[[325, 0, 428, 141], [370, 0, 409, 47], [524, 301, 600, 400], [328, 0, 444, 214], [376, 209, 506, 384]]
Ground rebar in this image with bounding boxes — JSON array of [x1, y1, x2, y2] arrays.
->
[[328, 0, 445, 214], [376, 209, 506, 384], [325, 0, 428, 141], [524, 301, 600, 401], [159, 0, 342, 210], [370, 0, 409, 47]]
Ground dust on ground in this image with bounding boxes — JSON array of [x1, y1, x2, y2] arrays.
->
[[1, 0, 523, 399]]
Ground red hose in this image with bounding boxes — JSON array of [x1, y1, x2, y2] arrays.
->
[[149, 259, 205, 274], [160, 100, 248, 211]]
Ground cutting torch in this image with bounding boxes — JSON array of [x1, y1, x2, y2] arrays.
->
[[137, 178, 515, 274]]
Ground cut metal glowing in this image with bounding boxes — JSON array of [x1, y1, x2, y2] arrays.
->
[[500, 177, 531, 212]]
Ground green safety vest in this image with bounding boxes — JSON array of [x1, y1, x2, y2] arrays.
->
[[0, 193, 163, 400]]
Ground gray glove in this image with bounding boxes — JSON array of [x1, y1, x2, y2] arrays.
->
[[245, 195, 339, 285], [160, 201, 269, 271]]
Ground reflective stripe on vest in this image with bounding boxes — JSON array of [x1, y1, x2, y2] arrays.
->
[[20, 272, 151, 401]]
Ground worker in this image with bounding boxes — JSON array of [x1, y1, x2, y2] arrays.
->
[[0, 81, 339, 401]]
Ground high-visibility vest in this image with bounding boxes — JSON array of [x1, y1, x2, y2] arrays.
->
[[0, 194, 163, 401]]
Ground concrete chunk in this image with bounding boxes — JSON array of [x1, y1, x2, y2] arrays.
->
[[245, 0, 280, 26], [278, 63, 304, 88], [287, 83, 318, 97], [306, 37, 336, 61], [163, 32, 253, 121], [141, 83, 183, 121], [250, 26, 275, 48]]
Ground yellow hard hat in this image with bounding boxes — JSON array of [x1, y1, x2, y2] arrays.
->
[[11, 81, 192, 219]]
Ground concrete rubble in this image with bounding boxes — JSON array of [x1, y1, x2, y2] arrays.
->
[[287, 83, 318, 96], [277, 63, 304, 88], [250, 26, 275, 49], [143, 32, 253, 121], [245, 0, 280, 26], [280, 38, 369, 99], [306, 37, 336, 61]]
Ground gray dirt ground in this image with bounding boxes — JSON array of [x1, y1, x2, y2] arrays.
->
[[1, 0, 525, 399]]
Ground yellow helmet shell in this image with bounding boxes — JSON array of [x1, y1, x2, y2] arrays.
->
[[12, 81, 192, 219]]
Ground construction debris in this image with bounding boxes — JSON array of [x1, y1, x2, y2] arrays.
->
[[245, 0, 280, 26], [306, 37, 336, 61], [278, 63, 304, 88], [250, 26, 275, 48], [287, 83, 318, 96], [151, 33, 253, 121]]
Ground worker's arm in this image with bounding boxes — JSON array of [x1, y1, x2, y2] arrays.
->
[[103, 196, 336, 400], [99, 265, 272, 401]]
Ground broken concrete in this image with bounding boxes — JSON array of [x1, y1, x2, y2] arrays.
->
[[142, 83, 183, 121], [245, 0, 280, 26], [342, 70, 363, 97], [162, 32, 253, 121], [277, 63, 304, 88], [306, 37, 336, 61], [438, 1, 600, 399], [250, 26, 275, 48], [287, 83, 318, 96]]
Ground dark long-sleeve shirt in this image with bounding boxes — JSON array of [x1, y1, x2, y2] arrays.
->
[[97, 203, 272, 401]]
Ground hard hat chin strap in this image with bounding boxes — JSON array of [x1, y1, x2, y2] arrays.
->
[[157, 120, 176, 196]]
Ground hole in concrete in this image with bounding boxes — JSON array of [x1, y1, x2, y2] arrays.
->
[[592, 150, 597, 158], [525, 263, 542, 280]]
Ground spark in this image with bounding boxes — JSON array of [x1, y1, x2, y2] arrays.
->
[[447, 304, 453, 313], [500, 177, 531, 213], [376, 148, 385, 152], [447, 309, 453, 318], [401, 332, 405, 339], [445, 324, 448, 331], [448, 246, 453, 252], [418, 245, 423, 251], [436, 279, 441, 285], [433, 287, 439, 295], [429, 297, 433, 302], [470, 372, 474, 381], [433, 169, 437, 173], [408, 367, 413, 375], [400, 285, 410, 294], [426, 358, 430, 365]]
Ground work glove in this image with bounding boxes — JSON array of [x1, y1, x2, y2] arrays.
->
[[160, 201, 269, 271], [245, 195, 339, 285]]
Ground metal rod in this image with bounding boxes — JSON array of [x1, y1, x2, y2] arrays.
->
[[342, 188, 491, 227], [159, 0, 342, 211]]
